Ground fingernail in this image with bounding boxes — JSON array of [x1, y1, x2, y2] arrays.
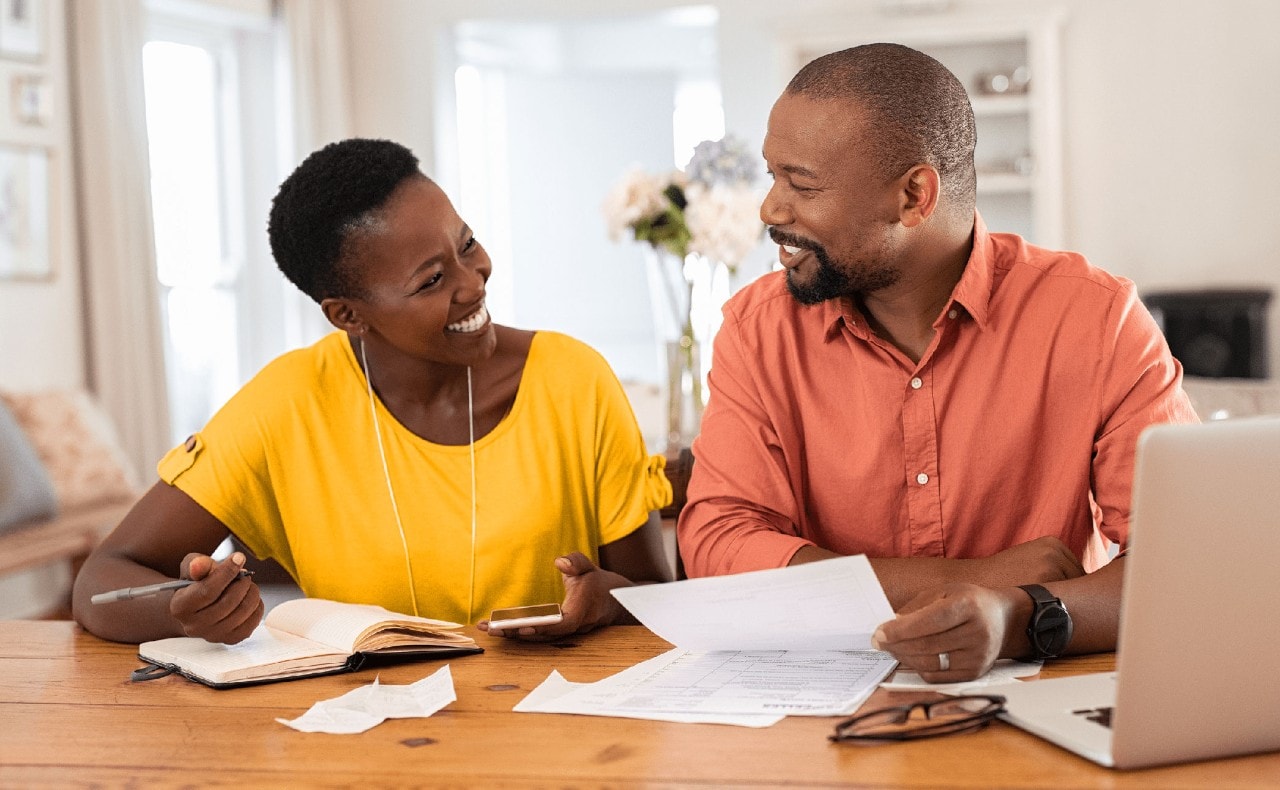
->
[[232, 552, 245, 566], [870, 627, 885, 649]]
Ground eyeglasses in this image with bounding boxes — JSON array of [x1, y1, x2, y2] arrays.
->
[[830, 695, 1006, 743]]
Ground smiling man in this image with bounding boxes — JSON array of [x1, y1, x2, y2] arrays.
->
[[677, 44, 1197, 681]]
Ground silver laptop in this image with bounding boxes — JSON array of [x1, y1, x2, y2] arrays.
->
[[993, 417, 1280, 769]]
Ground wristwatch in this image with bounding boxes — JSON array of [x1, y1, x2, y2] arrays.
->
[[1018, 584, 1073, 660]]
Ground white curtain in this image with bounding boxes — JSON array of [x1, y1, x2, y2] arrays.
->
[[277, 0, 355, 347], [68, 0, 171, 479]]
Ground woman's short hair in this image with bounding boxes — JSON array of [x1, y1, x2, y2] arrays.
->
[[268, 138, 424, 303]]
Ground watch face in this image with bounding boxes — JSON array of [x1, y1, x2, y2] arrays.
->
[[1031, 604, 1073, 657]]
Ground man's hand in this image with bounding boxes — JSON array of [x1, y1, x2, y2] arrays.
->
[[479, 552, 631, 641], [815, 536, 1087, 609], [969, 536, 1084, 588], [871, 583, 1025, 682], [169, 551, 264, 644]]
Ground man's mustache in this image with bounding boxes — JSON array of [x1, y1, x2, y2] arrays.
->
[[768, 227, 820, 252]]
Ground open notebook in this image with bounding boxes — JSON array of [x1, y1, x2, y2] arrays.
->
[[135, 598, 482, 688]]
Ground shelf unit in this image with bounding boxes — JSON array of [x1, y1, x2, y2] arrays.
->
[[781, 6, 1065, 248]]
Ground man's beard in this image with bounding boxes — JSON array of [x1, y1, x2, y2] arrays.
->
[[773, 230, 899, 305]]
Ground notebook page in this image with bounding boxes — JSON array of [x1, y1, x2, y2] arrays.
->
[[139, 626, 343, 683], [265, 599, 462, 653]]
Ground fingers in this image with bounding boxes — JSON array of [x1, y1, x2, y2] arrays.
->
[[180, 553, 214, 581], [170, 552, 263, 643], [877, 588, 968, 643], [1038, 536, 1085, 579], [872, 585, 1012, 682], [487, 556, 622, 642], [555, 552, 597, 577], [892, 585, 948, 616], [219, 597, 265, 644], [981, 537, 1086, 587], [484, 615, 580, 642]]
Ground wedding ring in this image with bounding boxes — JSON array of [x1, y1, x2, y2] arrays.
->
[[938, 652, 951, 672]]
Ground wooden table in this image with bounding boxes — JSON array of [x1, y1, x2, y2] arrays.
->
[[2, 621, 1277, 788]]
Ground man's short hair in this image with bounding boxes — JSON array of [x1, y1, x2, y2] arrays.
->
[[786, 43, 977, 211], [268, 138, 424, 303]]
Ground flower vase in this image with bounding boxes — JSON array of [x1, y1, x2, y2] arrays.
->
[[665, 334, 704, 453]]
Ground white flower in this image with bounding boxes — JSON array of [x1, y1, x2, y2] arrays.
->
[[684, 183, 764, 272], [601, 166, 671, 241]]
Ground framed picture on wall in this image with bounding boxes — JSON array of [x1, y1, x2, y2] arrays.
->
[[0, 144, 50, 280], [10, 72, 49, 125], [0, 0, 45, 60]]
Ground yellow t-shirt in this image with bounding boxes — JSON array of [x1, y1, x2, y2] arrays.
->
[[157, 331, 671, 624]]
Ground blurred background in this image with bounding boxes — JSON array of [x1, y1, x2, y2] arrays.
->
[[2, 0, 1278, 616]]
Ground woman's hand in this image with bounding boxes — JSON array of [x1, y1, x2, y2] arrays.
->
[[479, 552, 631, 641], [871, 583, 1024, 682], [169, 551, 264, 644]]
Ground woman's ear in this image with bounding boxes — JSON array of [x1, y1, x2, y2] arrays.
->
[[321, 298, 365, 335]]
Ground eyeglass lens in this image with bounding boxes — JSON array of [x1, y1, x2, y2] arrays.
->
[[832, 696, 1005, 741]]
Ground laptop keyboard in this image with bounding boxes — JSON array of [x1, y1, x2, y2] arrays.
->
[[1072, 706, 1114, 729]]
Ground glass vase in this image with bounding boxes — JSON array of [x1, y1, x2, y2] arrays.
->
[[665, 334, 704, 453]]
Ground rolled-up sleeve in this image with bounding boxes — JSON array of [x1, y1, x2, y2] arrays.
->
[[1091, 283, 1200, 550], [678, 300, 813, 576]]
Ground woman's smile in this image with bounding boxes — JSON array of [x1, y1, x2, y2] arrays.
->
[[446, 303, 490, 334]]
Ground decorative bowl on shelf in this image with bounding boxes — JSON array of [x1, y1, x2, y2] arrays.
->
[[974, 65, 1030, 95]]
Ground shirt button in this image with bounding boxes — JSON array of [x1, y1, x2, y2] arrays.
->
[[910, 377, 923, 390], [916, 473, 929, 485], [948, 309, 958, 319]]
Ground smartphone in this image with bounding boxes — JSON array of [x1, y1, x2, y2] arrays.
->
[[487, 603, 563, 630]]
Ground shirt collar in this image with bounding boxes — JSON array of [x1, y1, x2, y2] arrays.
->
[[823, 296, 862, 340], [943, 210, 994, 331], [821, 211, 995, 340]]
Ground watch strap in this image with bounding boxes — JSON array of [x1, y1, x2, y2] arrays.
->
[[1019, 583, 1058, 607], [1018, 583, 1073, 660]]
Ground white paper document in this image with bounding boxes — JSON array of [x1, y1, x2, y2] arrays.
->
[[515, 652, 785, 727], [277, 665, 456, 734], [517, 556, 898, 725], [610, 554, 894, 651], [880, 659, 1043, 693]]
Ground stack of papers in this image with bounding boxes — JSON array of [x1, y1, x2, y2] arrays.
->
[[516, 556, 899, 726]]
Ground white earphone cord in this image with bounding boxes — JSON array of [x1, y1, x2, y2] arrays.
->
[[466, 365, 477, 624], [362, 338, 420, 617], [361, 338, 478, 622]]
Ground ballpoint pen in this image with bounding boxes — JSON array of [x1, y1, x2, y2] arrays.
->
[[90, 569, 255, 605]]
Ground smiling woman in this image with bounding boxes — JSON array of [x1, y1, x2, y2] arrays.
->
[[72, 138, 674, 646]]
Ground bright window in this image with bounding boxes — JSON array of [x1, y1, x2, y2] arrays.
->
[[142, 4, 282, 444]]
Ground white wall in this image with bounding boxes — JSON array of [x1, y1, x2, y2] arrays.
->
[[1065, 0, 1280, 377], [12, 0, 1279, 425], [345, 3, 721, 385], [503, 72, 675, 382], [342, 0, 1280, 380], [0, 0, 82, 389], [0, 0, 80, 618], [5, 0, 1279, 617], [1059, 1, 1280, 285], [718, 0, 1280, 375]]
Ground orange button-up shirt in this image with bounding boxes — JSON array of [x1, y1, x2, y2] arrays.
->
[[679, 216, 1198, 577]]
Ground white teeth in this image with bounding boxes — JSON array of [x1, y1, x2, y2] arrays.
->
[[446, 304, 489, 333], [783, 245, 801, 254]]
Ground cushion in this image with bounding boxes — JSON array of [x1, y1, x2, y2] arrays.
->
[[0, 389, 139, 512], [0, 398, 58, 533]]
